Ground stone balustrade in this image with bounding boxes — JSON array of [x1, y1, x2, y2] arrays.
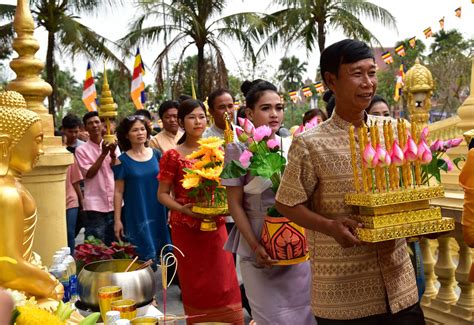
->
[[420, 205, 474, 325]]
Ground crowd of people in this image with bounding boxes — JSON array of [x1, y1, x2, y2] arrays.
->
[[56, 39, 427, 325]]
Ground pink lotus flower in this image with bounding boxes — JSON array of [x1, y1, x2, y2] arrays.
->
[[376, 144, 391, 167], [253, 125, 272, 141], [266, 138, 280, 150], [444, 138, 463, 149], [363, 143, 378, 168], [391, 141, 405, 166], [430, 139, 444, 152], [239, 149, 253, 168], [417, 140, 432, 165], [293, 124, 305, 137], [444, 158, 454, 171], [304, 116, 319, 129], [420, 127, 429, 141], [404, 137, 418, 162], [238, 118, 255, 135], [235, 126, 248, 142]]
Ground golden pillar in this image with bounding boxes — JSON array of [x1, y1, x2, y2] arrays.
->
[[458, 59, 474, 135], [6, 0, 72, 266], [403, 58, 434, 127]]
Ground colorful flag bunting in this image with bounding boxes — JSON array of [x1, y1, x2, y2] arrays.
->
[[455, 7, 461, 18], [409, 37, 416, 48], [394, 63, 405, 102], [439, 17, 445, 29], [302, 87, 312, 98], [423, 27, 432, 38], [82, 62, 98, 112], [314, 82, 325, 93], [131, 47, 146, 109], [395, 45, 405, 57], [381, 51, 394, 64], [288, 90, 299, 103]]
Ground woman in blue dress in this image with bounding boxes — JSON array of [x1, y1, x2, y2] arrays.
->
[[113, 114, 171, 261]]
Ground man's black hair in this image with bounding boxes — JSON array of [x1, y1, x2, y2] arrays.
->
[[62, 113, 82, 129], [320, 39, 374, 84], [158, 100, 180, 120], [82, 111, 99, 126]]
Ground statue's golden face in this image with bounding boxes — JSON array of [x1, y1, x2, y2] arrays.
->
[[9, 121, 43, 174]]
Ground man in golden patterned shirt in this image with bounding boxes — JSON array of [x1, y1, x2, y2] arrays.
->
[[275, 39, 424, 324]]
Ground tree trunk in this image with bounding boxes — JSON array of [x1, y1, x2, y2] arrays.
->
[[197, 44, 205, 100], [317, 21, 326, 53], [46, 30, 56, 123]]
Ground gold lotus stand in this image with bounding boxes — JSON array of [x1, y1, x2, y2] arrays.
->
[[345, 120, 455, 243], [192, 203, 228, 231], [345, 185, 455, 243]]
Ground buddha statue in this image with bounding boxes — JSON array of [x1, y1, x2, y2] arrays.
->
[[0, 91, 62, 299]]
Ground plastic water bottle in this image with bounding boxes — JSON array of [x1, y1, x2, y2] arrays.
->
[[51, 264, 70, 302], [61, 247, 78, 303]]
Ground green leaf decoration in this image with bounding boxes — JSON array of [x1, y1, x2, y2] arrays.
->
[[267, 205, 283, 218], [220, 160, 247, 179]]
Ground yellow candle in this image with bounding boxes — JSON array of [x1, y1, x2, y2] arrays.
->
[[388, 121, 398, 189], [370, 123, 382, 193], [411, 121, 422, 186], [402, 121, 413, 187], [362, 123, 373, 191], [397, 119, 408, 188], [349, 125, 360, 192], [382, 122, 392, 190], [358, 125, 368, 193]]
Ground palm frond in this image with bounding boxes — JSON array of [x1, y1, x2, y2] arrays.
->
[[0, 4, 15, 20], [56, 14, 128, 71]]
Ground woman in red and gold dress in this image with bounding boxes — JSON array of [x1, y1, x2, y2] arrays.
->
[[157, 99, 243, 324]]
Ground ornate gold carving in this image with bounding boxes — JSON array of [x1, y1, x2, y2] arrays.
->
[[99, 69, 118, 144], [345, 185, 444, 207], [355, 218, 455, 243], [404, 58, 434, 126], [355, 207, 441, 228], [0, 91, 40, 150], [358, 200, 430, 216]]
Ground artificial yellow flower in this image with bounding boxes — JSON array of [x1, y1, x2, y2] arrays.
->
[[186, 148, 207, 160], [195, 166, 223, 181], [213, 148, 224, 162], [198, 137, 224, 150], [181, 173, 201, 189], [15, 305, 65, 325]]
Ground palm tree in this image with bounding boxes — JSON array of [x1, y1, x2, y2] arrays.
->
[[121, 0, 262, 99], [277, 56, 307, 91], [259, 0, 397, 55], [0, 1, 127, 121]]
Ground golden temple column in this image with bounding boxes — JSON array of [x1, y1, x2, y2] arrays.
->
[[6, 0, 72, 266]]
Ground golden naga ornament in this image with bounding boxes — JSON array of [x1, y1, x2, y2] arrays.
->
[[0, 91, 63, 299], [345, 119, 454, 242], [99, 68, 118, 144]]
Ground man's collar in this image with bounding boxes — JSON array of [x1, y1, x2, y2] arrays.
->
[[331, 111, 369, 130]]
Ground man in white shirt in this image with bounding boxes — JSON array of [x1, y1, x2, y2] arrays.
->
[[203, 89, 235, 139]]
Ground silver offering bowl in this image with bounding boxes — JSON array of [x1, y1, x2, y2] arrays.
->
[[78, 259, 156, 311]]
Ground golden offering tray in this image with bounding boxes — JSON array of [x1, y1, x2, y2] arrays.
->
[[345, 185, 444, 207], [345, 120, 455, 243], [355, 217, 455, 243]]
